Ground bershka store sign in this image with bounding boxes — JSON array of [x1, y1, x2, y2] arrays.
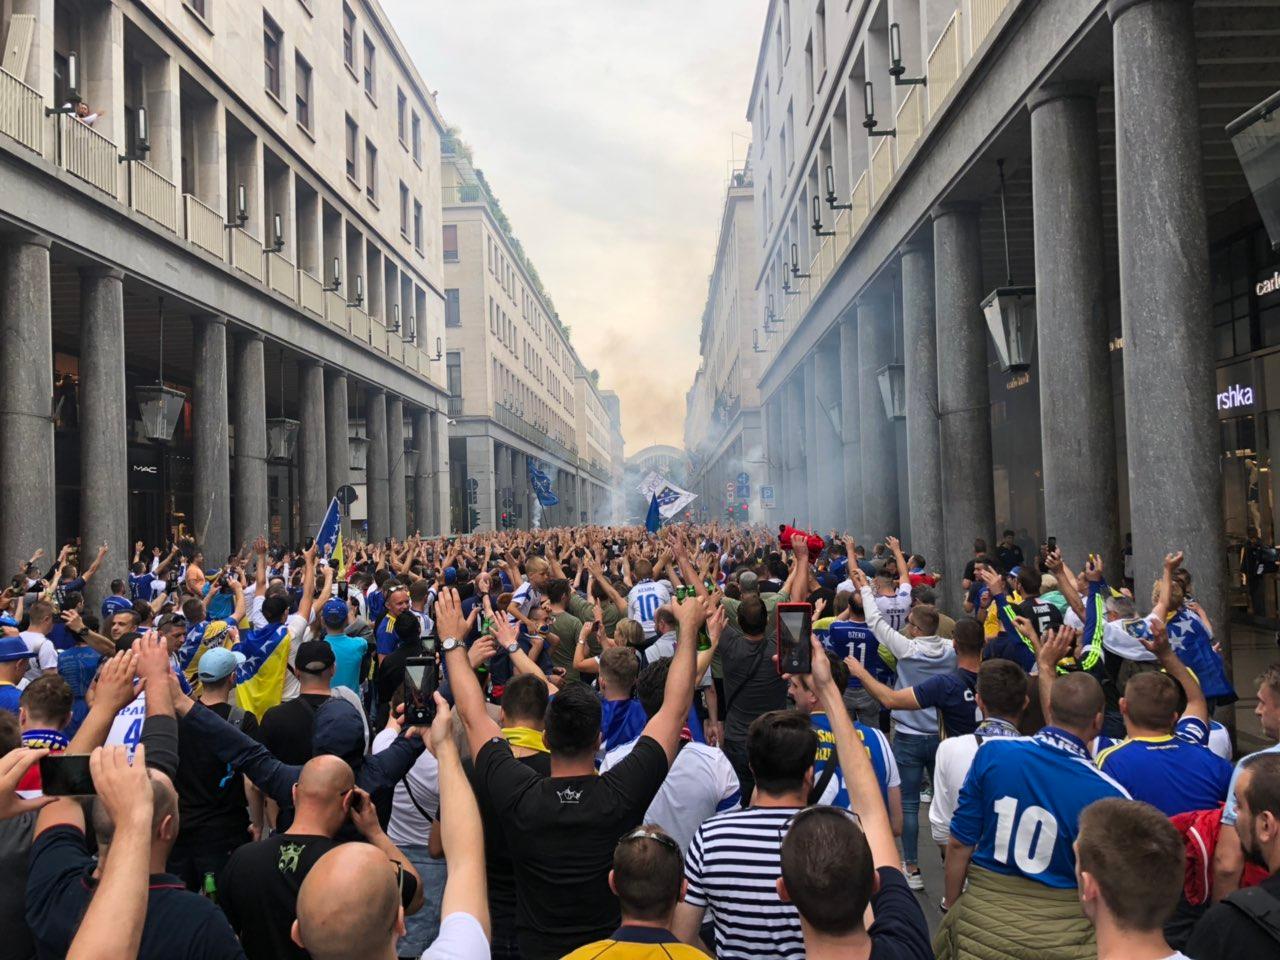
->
[[1218, 384, 1256, 411]]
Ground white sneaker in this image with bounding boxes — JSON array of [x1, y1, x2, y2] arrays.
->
[[903, 864, 924, 890], [921, 786, 933, 803]]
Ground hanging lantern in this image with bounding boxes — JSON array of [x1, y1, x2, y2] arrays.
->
[[982, 286, 1037, 372], [135, 384, 186, 442], [983, 158, 1037, 373], [403, 437, 419, 476], [265, 417, 299, 462], [876, 362, 906, 421], [348, 431, 370, 471]]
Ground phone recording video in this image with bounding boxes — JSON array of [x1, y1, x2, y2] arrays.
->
[[40, 754, 96, 796], [776, 602, 813, 674], [401, 656, 439, 727]]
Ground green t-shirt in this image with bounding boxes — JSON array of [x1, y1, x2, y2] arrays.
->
[[548, 611, 585, 679]]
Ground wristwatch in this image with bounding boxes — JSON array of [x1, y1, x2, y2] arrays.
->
[[441, 636, 461, 653], [504, 640, 520, 654]]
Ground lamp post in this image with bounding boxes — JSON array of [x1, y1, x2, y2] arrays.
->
[[265, 353, 299, 462], [825, 164, 853, 211], [888, 23, 927, 87], [46, 52, 81, 115], [982, 159, 1037, 372], [862, 80, 896, 137]]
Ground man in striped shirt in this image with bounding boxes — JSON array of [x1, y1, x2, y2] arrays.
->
[[672, 710, 812, 959]]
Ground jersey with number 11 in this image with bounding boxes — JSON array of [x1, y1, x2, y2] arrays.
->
[[949, 728, 1130, 889]]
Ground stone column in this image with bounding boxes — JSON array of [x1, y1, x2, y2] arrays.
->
[[193, 315, 231, 561], [934, 204, 995, 604], [1030, 86, 1121, 575], [366, 390, 390, 541], [413, 409, 433, 534], [0, 236, 55, 569], [233, 334, 268, 548], [858, 295, 901, 539], [297, 360, 327, 538], [901, 240, 946, 584], [387, 396, 407, 539], [434, 410, 452, 534], [838, 316, 864, 539], [325, 371, 350, 539], [78, 267, 128, 612], [1110, 0, 1225, 632]]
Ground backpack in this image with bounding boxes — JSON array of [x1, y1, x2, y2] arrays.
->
[[1170, 805, 1270, 906], [1225, 885, 1280, 944]]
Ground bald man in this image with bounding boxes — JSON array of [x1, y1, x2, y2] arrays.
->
[[295, 693, 490, 960], [219, 754, 423, 960], [27, 764, 244, 959]]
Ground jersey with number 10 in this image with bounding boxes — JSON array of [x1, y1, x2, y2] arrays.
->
[[950, 728, 1130, 888], [627, 579, 672, 639]]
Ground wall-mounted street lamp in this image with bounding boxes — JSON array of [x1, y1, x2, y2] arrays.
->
[[982, 159, 1036, 372], [225, 183, 249, 230], [811, 194, 835, 238], [324, 257, 342, 293], [118, 108, 150, 163], [349, 274, 364, 309], [825, 164, 853, 211], [790, 242, 810, 280], [268, 214, 285, 253], [752, 329, 768, 353], [888, 23, 927, 87], [766, 294, 780, 327], [429, 336, 444, 361], [782, 273, 799, 296], [862, 80, 896, 138], [46, 52, 81, 116], [389, 303, 401, 335], [402, 313, 417, 344], [265, 354, 299, 462]]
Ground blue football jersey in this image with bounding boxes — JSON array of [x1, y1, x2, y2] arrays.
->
[[951, 727, 1130, 889], [810, 712, 895, 808], [824, 620, 894, 689]]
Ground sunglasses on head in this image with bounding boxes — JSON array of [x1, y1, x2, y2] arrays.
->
[[616, 827, 680, 856]]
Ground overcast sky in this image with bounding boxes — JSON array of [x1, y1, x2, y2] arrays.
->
[[383, 0, 767, 454]]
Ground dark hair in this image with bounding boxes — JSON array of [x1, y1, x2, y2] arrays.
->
[[110, 578, 127, 595], [973, 538, 988, 553], [635, 657, 670, 718], [613, 826, 685, 921], [408, 579, 433, 604], [1017, 567, 1041, 597], [181, 598, 205, 622], [62, 591, 83, 611], [1050, 672, 1104, 730], [653, 607, 678, 634], [977, 659, 1028, 719], [545, 578, 571, 605], [911, 584, 937, 606], [826, 651, 849, 693], [20, 675, 72, 726], [781, 807, 875, 934], [747, 710, 817, 795], [393, 613, 421, 644], [0, 712, 19, 752], [1123, 671, 1179, 732], [501, 673, 548, 726], [738, 595, 768, 635], [260, 595, 290, 624], [1240, 752, 1280, 823], [1077, 798, 1184, 931], [952, 618, 984, 657], [543, 680, 601, 758]]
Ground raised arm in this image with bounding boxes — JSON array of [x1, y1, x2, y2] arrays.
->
[[428, 694, 489, 936], [886, 536, 911, 590], [850, 568, 914, 660], [435, 588, 502, 759], [1045, 549, 1085, 622], [1149, 550, 1183, 623], [294, 541, 320, 624], [81, 543, 109, 583], [844, 654, 920, 711], [641, 593, 704, 764], [1140, 615, 1208, 725]]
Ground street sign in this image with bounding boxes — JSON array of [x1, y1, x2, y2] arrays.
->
[[761, 485, 776, 508], [724, 481, 734, 497], [736, 472, 749, 486], [335, 484, 358, 507]]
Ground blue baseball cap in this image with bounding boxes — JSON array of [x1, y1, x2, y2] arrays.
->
[[321, 598, 349, 627], [0, 615, 19, 629], [444, 566, 457, 585], [0, 637, 29, 662], [197, 646, 246, 683]]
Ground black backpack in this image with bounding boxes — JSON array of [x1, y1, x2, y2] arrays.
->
[[1224, 885, 1280, 945]]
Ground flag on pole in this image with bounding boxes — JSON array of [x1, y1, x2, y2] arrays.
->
[[645, 493, 661, 533], [316, 497, 343, 571], [636, 471, 698, 520], [528, 459, 560, 507]]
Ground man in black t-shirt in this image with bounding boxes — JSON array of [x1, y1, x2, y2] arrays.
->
[[218, 754, 423, 960], [258, 640, 335, 766], [996, 531, 1024, 575], [435, 586, 704, 960], [169, 646, 264, 890], [1012, 566, 1064, 637]]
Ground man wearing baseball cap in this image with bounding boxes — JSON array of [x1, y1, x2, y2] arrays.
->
[[170, 644, 264, 891], [259, 640, 336, 767], [320, 598, 368, 695], [0, 636, 32, 714]]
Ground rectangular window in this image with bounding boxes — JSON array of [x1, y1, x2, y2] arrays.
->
[[815, 2, 827, 79], [397, 88, 407, 144], [443, 224, 458, 262], [413, 200, 423, 252], [446, 352, 462, 397], [362, 35, 376, 99], [345, 115, 358, 180], [804, 36, 814, 109], [446, 289, 461, 327], [365, 139, 377, 201], [342, 4, 356, 70], [785, 101, 795, 169], [399, 182, 410, 236], [187, 0, 207, 18], [774, 21, 783, 76], [782, 0, 792, 50], [263, 14, 283, 99], [411, 113, 422, 165], [295, 54, 312, 131]]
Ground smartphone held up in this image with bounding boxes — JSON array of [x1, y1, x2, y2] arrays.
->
[[401, 655, 439, 727], [776, 602, 813, 674]]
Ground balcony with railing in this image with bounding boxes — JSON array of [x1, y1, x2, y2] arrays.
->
[[927, 12, 963, 118], [229, 228, 264, 281], [447, 396, 463, 417], [299, 270, 324, 317], [183, 194, 225, 260], [895, 85, 924, 161], [970, 0, 1011, 53], [349, 307, 370, 342], [266, 251, 297, 301], [0, 66, 43, 154], [325, 291, 348, 330], [493, 401, 579, 463], [127, 160, 177, 232], [58, 114, 117, 197], [369, 319, 387, 353]]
